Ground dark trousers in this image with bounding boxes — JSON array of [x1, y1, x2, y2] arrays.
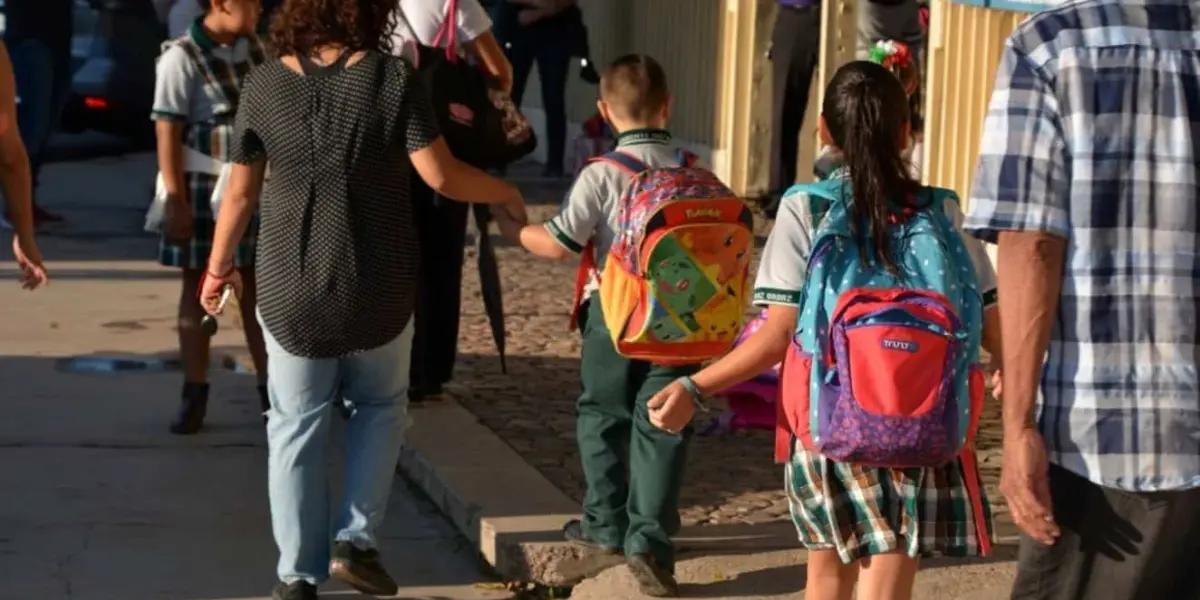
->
[[509, 29, 571, 175], [409, 177, 469, 395], [767, 5, 822, 208], [1011, 464, 1200, 600], [577, 299, 698, 571]]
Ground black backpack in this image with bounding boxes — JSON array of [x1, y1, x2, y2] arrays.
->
[[397, 1, 537, 169]]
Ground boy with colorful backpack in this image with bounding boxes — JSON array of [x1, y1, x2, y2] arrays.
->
[[493, 54, 754, 597], [648, 60, 1002, 599]]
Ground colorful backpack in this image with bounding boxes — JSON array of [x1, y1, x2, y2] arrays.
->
[[570, 151, 755, 365], [711, 308, 780, 434], [774, 178, 991, 552], [776, 179, 985, 464]]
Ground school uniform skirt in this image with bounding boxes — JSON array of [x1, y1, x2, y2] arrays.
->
[[158, 172, 258, 270], [784, 441, 994, 564]]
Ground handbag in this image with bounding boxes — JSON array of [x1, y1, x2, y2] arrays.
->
[[398, 0, 536, 169]]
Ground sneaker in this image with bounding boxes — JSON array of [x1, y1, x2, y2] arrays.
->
[[272, 581, 318, 600], [329, 541, 398, 597], [627, 553, 679, 598], [562, 519, 620, 554]]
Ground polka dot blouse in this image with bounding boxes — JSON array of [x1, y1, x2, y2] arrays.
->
[[230, 51, 441, 359]]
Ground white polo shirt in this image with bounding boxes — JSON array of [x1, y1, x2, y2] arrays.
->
[[390, 0, 493, 58]]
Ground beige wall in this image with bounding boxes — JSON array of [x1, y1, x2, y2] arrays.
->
[[922, 1, 1028, 202], [517, 0, 722, 146]]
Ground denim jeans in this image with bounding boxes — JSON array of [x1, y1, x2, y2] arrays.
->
[[260, 315, 414, 585], [8, 38, 71, 190]]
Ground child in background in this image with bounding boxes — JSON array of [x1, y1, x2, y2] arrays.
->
[[646, 60, 1002, 600], [152, 0, 268, 435], [494, 54, 711, 597]]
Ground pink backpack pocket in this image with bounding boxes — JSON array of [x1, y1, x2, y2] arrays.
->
[[815, 289, 967, 468]]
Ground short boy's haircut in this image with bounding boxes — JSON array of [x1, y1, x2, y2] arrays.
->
[[600, 54, 670, 122]]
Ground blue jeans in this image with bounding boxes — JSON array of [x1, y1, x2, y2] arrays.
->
[[261, 315, 414, 585], [9, 38, 71, 190]]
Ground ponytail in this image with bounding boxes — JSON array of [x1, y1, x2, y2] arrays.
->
[[822, 61, 919, 276]]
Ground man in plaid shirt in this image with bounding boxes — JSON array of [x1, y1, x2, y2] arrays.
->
[[965, 0, 1200, 597]]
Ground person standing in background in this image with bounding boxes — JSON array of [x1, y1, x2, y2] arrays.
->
[[763, 0, 925, 219], [391, 0, 513, 404], [2, 0, 72, 229], [764, 0, 821, 219], [492, 0, 579, 179]]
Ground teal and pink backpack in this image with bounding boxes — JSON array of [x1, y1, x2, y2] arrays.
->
[[775, 179, 991, 554], [570, 151, 755, 365]]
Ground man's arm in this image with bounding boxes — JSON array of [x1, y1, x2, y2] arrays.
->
[[964, 37, 1068, 546], [997, 232, 1065, 431]]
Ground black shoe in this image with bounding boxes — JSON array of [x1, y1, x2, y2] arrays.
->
[[627, 553, 679, 598], [562, 519, 621, 554], [258, 384, 270, 424], [272, 581, 317, 600], [329, 541, 398, 597], [169, 382, 209, 435]]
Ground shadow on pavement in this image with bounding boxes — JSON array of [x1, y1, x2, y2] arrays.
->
[[678, 563, 805, 598], [0, 350, 502, 600]]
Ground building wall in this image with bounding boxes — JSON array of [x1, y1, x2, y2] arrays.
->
[[922, 0, 1030, 203], [517, 0, 722, 149]]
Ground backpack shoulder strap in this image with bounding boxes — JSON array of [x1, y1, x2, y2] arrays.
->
[[676, 148, 699, 168], [783, 181, 841, 231], [589, 151, 647, 175]]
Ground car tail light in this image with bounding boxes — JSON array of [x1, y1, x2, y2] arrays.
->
[[84, 97, 110, 110]]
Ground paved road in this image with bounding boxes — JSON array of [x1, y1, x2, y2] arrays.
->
[[0, 141, 509, 600]]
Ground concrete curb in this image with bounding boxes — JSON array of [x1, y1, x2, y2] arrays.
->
[[395, 398, 805, 587], [396, 398, 1022, 589]]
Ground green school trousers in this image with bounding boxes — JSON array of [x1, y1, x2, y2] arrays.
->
[[576, 298, 699, 571]]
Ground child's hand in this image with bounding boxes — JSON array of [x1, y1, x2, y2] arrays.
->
[[987, 353, 1003, 399], [647, 380, 697, 435], [164, 193, 193, 242], [493, 210, 519, 241]]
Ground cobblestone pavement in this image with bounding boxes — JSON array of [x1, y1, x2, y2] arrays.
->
[[448, 167, 1006, 529]]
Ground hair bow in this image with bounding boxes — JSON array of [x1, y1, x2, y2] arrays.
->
[[868, 40, 912, 71]]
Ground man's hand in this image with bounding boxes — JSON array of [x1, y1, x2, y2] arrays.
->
[[647, 380, 697, 434], [1000, 427, 1060, 545], [11, 234, 48, 290], [164, 193, 193, 242]]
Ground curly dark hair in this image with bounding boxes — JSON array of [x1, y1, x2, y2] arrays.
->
[[269, 0, 396, 57]]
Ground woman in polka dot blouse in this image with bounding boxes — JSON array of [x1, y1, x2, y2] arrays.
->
[[197, 0, 527, 597]]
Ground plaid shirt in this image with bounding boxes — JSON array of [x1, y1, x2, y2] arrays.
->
[[965, 0, 1200, 492]]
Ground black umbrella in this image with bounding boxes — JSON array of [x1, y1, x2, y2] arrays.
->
[[472, 202, 508, 374]]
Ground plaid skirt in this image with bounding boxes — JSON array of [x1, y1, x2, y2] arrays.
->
[[785, 440, 993, 564], [158, 172, 258, 270]]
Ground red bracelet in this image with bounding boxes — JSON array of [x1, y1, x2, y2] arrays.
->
[[207, 265, 234, 280]]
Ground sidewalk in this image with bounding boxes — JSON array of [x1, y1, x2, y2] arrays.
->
[[0, 151, 509, 600], [405, 164, 1021, 597]]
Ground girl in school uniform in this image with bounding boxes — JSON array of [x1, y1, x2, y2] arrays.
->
[[152, 0, 268, 435], [647, 60, 1003, 600]]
